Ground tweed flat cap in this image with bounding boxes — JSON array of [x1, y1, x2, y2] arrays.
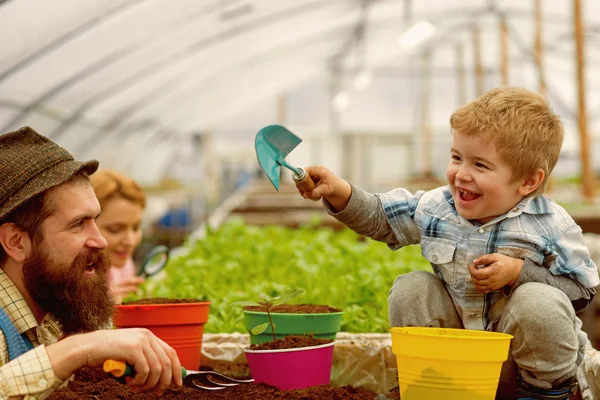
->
[[0, 126, 99, 221]]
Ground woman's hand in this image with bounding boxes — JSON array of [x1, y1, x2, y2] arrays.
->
[[111, 276, 145, 303]]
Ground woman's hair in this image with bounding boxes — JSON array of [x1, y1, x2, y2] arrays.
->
[[90, 169, 146, 209]]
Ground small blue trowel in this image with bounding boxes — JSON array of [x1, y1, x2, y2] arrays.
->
[[255, 125, 315, 191]]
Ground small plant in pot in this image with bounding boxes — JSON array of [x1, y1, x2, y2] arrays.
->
[[232, 292, 336, 390], [240, 288, 343, 345]]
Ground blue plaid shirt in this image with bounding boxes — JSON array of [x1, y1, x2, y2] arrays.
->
[[376, 186, 599, 331]]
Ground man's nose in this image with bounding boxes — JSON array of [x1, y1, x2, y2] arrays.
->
[[88, 222, 108, 250]]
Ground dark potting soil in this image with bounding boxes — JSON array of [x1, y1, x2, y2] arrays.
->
[[244, 304, 342, 313], [122, 297, 205, 305], [249, 334, 333, 350], [47, 367, 377, 400]]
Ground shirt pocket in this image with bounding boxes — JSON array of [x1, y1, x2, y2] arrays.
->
[[421, 237, 458, 285], [497, 245, 545, 266]]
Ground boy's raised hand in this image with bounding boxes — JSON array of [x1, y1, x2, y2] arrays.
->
[[468, 254, 525, 294], [296, 165, 352, 212]]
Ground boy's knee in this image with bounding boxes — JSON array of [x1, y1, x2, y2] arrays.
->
[[507, 282, 574, 324], [389, 271, 440, 299], [388, 271, 458, 328], [388, 271, 443, 313]]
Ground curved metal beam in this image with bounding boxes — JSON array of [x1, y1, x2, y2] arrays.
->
[[2, 0, 229, 133], [48, 0, 344, 140], [0, 0, 148, 82], [1, 48, 133, 131], [65, 17, 375, 151]]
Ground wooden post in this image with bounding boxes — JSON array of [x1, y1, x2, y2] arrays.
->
[[421, 50, 432, 177], [535, 0, 546, 95], [456, 43, 467, 105], [573, 0, 595, 201], [472, 25, 484, 96], [277, 94, 287, 125], [277, 94, 287, 182], [499, 15, 509, 86]]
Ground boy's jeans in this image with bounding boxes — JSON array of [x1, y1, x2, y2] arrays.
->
[[389, 271, 586, 400]]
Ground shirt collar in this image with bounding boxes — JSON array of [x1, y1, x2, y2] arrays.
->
[[520, 195, 554, 215], [0, 268, 38, 334]]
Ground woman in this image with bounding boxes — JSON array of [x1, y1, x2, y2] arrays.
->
[[91, 169, 146, 303]]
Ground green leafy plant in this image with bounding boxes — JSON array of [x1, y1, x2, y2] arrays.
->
[[134, 219, 432, 333], [231, 288, 304, 341]]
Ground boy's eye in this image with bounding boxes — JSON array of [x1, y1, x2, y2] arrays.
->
[[475, 162, 488, 169], [451, 155, 461, 161]]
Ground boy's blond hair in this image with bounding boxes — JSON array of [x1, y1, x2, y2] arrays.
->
[[449, 87, 563, 196]]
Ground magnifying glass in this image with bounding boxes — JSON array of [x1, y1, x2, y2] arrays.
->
[[139, 245, 169, 278]]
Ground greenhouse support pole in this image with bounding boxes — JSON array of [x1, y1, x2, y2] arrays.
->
[[420, 50, 433, 178], [472, 24, 484, 96], [573, 0, 595, 202], [277, 94, 287, 126], [534, 0, 546, 96], [534, 0, 555, 192], [456, 43, 467, 105], [499, 15, 509, 86]]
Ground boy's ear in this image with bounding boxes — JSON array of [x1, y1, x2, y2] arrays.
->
[[0, 223, 30, 263], [518, 168, 545, 196]]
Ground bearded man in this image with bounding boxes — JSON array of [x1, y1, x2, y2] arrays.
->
[[0, 127, 182, 399]]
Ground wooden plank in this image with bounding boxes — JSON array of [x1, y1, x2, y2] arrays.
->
[[229, 210, 344, 229], [472, 24, 484, 96], [499, 15, 509, 85]]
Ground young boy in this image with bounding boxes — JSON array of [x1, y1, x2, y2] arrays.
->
[[296, 87, 598, 400]]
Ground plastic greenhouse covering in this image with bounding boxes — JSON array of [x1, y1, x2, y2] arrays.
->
[[1, 0, 600, 186]]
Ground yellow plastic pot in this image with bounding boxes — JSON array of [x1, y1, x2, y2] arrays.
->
[[390, 327, 512, 400]]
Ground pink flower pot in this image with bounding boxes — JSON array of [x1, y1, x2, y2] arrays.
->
[[244, 342, 335, 390]]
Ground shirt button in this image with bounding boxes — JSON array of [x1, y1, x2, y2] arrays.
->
[[512, 207, 520, 212], [478, 228, 485, 234], [39, 379, 47, 388], [432, 255, 438, 262]]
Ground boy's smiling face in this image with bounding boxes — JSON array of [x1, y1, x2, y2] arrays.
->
[[446, 130, 535, 224]]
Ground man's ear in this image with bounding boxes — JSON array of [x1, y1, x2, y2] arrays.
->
[[0, 223, 30, 263], [518, 168, 545, 196]]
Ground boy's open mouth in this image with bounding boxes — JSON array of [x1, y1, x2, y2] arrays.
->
[[458, 188, 481, 201]]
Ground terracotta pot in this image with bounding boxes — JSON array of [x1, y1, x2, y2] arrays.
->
[[113, 302, 210, 370]]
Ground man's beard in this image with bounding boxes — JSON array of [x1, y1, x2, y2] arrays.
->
[[22, 244, 114, 335]]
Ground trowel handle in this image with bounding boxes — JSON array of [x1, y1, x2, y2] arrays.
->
[[103, 359, 188, 379], [293, 167, 315, 192]]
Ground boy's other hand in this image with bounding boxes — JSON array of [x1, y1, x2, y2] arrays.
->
[[296, 165, 352, 212], [468, 254, 525, 293]]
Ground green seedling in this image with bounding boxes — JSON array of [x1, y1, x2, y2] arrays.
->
[[232, 288, 304, 341]]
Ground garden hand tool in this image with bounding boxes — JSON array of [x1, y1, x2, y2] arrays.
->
[[138, 245, 169, 278], [255, 125, 315, 191], [103, 359, 254, 391]]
